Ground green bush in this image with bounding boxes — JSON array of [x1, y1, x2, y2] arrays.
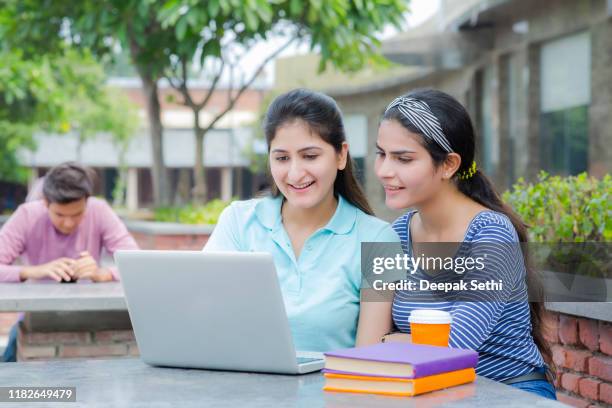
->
[[503, 172, 611, 242], [154, 199, 232, 225]]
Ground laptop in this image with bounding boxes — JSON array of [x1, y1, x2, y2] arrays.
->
[[115, 250, 325, 374]]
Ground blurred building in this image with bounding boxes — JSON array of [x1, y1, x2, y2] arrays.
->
[[13, 78, 269, 211], [277, 0, 612, 220]]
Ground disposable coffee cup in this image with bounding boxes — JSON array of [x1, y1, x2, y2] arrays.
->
[[408, 309, 452, 347]]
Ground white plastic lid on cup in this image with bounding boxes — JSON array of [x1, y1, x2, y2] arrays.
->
[[408, 309, 452, 324]]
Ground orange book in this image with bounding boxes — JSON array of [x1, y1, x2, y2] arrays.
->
[[323, 367, 476, 397]]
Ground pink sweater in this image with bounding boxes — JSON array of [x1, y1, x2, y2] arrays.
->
[[0, 198, 139, 282]]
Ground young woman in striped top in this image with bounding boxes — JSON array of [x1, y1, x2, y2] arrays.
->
[[373, 89, 556, 400]]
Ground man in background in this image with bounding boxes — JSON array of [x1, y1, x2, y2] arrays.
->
[[0, 162, 139, 361]]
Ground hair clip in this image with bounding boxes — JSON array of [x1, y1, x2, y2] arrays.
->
[[458, 161, 477, 180]]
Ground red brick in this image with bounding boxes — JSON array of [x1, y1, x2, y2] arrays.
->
[[133, 233, 210, 250], [565, 349, 592, 372], [18, 357, 60, 362], [562, 373, 581, 393], [22, 331, 91, 345], [589, 356, 612, 382], [543, 312, 560, 344], [554, 372, 563, 388], [600, 323, 612, 356], [151, 235, 194, 250], [601, 382, 612, 405], [0, 312, 18, 321], [17, 345, 57, 361], [560, 315, 579, 345], [553, 344, 567, 367], [127, 343, 140, 357], [579, 319, 600, 352], [557, 392, 590, 408], [59, 344, 128, 358], [578, 378, 600, 400], [131, 233, 153, 249], [94, 330, 135, 343], [132, 230, 222, 249], [0, 313, 19, 335]]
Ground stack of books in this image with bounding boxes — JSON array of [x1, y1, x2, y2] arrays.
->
[[323, 342, 478, 397]]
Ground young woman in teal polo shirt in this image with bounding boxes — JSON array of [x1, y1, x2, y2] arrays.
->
[[204, 89, 398, 352]]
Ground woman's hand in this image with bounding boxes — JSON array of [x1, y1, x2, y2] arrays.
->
[[355, 291, 394, 346], [381, 332, 412, 343]]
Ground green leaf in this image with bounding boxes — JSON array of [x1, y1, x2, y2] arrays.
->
[[290, 0, 303, 16], [219, 0, 231, 14], [202, 40, 221, 59], [208, 0, 220, 18], [244, 9, 258, 31], [176, 17, 188, 40], [255, 1, 273, 23]]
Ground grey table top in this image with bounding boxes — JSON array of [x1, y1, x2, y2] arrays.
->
[[0, 358, 565, 408], [0, 282, 126, 312]]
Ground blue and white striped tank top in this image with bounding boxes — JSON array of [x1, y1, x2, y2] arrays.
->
[[391, 210, 545, 381]]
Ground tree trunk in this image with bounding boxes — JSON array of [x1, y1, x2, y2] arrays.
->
[[140, 75, 169, 206], [175, 168, 191, 205], [112, 146, 129, 207], [76, 133, 84, 162], [192, 110, 207, 204]]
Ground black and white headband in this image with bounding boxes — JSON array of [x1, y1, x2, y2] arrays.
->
[[384, 97, 454, 153]]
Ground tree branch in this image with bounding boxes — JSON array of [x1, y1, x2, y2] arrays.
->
[[195, 58, 225, 112], [164, 61, 183, 91], [227, 62, 235, 106], [203, 35, 297, 133], [178, 58, 196, 109]]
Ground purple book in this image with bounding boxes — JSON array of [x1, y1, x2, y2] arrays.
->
[[323, 342, 478, 379]]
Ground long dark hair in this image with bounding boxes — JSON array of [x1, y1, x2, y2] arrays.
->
[[383, 88, 553, 376], [263, 88, 374, 216]]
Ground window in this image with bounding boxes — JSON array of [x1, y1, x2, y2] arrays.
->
[[344, 114, 368, 185], [479, 65, 500, 179], [503, 52, 529, 186], [539, 31, 591, 175]]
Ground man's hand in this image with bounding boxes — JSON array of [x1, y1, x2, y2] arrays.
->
[[74, 251, 113, 282], [20, 258, 76, 282]]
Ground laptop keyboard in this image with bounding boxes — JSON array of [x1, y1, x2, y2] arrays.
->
[[296, 357, 321, 364]]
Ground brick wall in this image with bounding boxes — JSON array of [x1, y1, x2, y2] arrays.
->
[[0, 313, 19, 350], [543, 311, 612, 407], [16, 325, 139, 362], [0, 313, 19, 336], [130, 231, 210, 250]]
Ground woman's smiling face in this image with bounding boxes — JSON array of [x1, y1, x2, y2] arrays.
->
[[375, 119, 446, 210], [269, 119, 347, 209]]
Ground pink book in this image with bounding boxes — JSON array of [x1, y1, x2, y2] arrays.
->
[[323, 342, 478, 379]]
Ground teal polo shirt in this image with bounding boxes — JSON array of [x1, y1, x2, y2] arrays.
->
[[203, 194, 399, 352]]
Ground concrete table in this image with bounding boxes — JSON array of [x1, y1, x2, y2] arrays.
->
[[0, 358, 564, 408], [0, 283, 132, 360], [0, 282, 126, 312]]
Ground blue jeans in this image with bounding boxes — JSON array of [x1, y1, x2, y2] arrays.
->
[[1, 323, 17, 362], [508, 367, 557, 400]]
